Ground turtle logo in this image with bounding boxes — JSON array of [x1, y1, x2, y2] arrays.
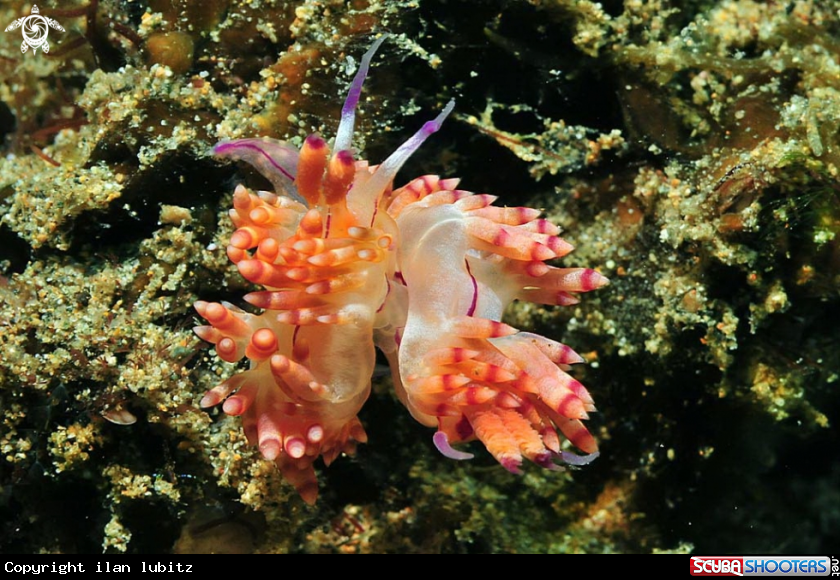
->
[[5, 5, 64, 54]]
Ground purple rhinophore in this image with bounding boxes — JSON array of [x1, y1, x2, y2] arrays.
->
[[351, 99, 455, 225], [334, 35, 387, 154]]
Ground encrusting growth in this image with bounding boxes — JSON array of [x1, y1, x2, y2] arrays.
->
[[195, 36, 607, 503]]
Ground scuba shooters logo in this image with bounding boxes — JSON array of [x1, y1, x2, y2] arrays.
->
[[4, 5, 64, 54], [691, 557, 744, 577], [690, 556, 834, 577]]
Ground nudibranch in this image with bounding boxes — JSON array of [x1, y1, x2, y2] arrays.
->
[[195, 36, 608, 504]]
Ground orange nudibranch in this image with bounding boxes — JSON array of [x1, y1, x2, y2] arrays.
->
[[196, 36, 607, 504]]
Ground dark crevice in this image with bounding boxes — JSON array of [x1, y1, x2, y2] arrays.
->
[[66, 152, 230, 259], [0, 225, 31, 275]]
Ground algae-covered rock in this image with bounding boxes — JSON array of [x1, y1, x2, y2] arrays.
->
[[1, 0, 838, 554]]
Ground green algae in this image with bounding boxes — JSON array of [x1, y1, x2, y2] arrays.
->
[[0, 0, 838, 554]]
